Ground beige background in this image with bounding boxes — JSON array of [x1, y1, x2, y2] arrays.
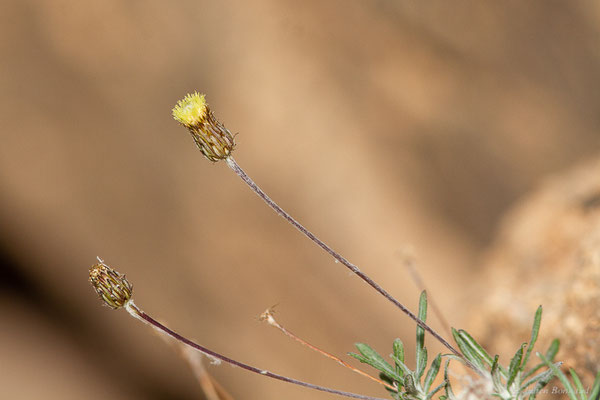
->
[[1, 1, 599, 399]]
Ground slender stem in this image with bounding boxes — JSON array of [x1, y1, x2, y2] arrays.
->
[[177, 345, 230, 400], [125, 301, 388, 400], [225, 156, 471, 369], [261, 309, 397, 391], [400, 251, 452, 338]]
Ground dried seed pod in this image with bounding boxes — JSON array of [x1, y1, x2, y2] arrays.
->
[[172, 92, 235, 161], [89, 261, 133, 309]]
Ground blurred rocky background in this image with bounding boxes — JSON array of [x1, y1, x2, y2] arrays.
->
[[470, 157, 600, 387], [1, 1, 599, 399]]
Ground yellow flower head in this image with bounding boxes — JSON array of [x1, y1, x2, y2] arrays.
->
[[172, 92, 235, 162], [172, 92, 208, 128]]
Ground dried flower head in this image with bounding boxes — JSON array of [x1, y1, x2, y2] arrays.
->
[[172, 92, 235, 162], [259, 307, 278, 326], [89, 261, 133, 309]]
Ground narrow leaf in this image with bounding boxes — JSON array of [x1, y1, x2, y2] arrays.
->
[[427, 380, 447, 400], [491, 354, 499, 375], [538, 352, 577, 400], [392, 355, 413, 377], [350, 343, 401, 381], [457, 330, 495, 368], [380, 373, 403, 399], [424, 354, 442, 392], [393, 339, 405, 377], [452, 328, 486, 371], [588, 371, 600, 400], [523, 339, 560, 380], [569, 369, 586, 400], [526, 366, 555, 400], [491, 355, 503, 389], [404, 374, 418, 396], [443, 359, 457, 400], [523, 363, 545, 380], [416, 291, 428, 374], [521, 368, 554, 391], [546, 339, 560, 361], [522, 306, 542, 368], [416, 347, 428, 382], [507, 344, 526, 388]]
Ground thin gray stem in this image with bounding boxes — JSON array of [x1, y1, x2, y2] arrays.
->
[[226, 156, 474, 371], [402, 256, 452, 339], [125, 302, 388, 400]]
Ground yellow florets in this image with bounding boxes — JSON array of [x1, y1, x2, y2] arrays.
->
[[172, 91, 235, 162], [172, 92, 207, 127]]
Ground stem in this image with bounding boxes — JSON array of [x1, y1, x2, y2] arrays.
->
[[125, 301, 388, 400], [177, 345, 231, 400], [400, 252, 452, 338], [261, 309, 398, 391], [225, 156, 471, 369]]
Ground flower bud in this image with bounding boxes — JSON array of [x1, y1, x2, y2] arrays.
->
[[172, 92, 235, 162], [89, 261, 133, 309]]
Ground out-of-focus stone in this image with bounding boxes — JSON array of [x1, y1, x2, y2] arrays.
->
[[470, 156, 600, 384]]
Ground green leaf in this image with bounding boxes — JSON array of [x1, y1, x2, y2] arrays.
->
[[521, 368, 554, 392], [424, 354, 442, 392], [522, 306, 542, 369], [404, 374, 418, 396], [569, 369, 586, 400], [380, 373, 403, 399], [507, 343, 526, 389], [416, 347, 428, 382], [392, 354, 413, 377], [457, 330, 495, 368], [349, 343, 401, 381], [523, 339, 561, 380], [491, 355, 503, 389], [588, 371, 600, 400], [523, 363, 545, 381], [525, 367, 555, 400], [443, 359, 457, 400], [416, 291, 428, 373], [538, 352, 577, 400], [546, 339, 560, 360], [393, 339, 405, 377], [427, 380, 447, 400], [452, 328, 486, 372]]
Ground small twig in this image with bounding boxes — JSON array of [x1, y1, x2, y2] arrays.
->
[[260, 308, 397, 392], [398, 247, 452, 338], [207, 374, 236, 400], [147, 312, 231, 400], [180, 346, 231, 400]]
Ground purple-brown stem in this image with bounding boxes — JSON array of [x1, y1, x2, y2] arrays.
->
[[226, 156, 475, 371], [125, 301, 388, 400]]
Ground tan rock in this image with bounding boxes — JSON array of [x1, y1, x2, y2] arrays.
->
[[470, 156, 600, 385]]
